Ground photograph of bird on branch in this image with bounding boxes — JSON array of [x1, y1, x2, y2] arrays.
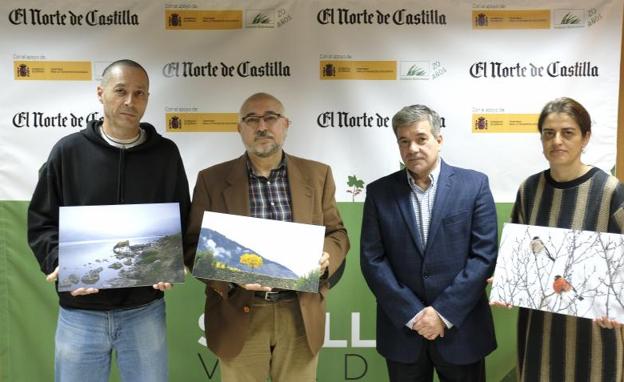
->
[[490, 223, 624, 321]]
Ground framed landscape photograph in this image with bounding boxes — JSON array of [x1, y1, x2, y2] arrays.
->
[[58, 203, 184, 292], [490, 223, 624, 321], [192, 211, 325, 293]]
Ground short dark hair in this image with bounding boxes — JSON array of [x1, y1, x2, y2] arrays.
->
[[391, 104, 441, 137], [100, 59, 149, 86], [537, 97, 591, 136]]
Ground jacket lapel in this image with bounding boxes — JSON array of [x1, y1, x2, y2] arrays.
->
[[286, 155, 314, 224], [223, 155, 250, 216], [425, 160, 453, 253], [392, 171, 424, 255]]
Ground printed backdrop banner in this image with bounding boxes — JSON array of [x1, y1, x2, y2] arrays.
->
[[0, 0, 621, 381], [1, 0, 622, 202]]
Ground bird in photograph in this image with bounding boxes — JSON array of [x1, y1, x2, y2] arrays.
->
[[553, 275, 584, 301], [530, 236, 555, 261]]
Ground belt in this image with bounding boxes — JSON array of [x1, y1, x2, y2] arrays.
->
[[253, 290, 297, 302]]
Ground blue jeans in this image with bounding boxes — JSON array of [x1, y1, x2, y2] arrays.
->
[[55, 298, 168, 382]]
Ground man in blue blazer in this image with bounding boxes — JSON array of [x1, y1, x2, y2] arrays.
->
[[360, 104, 497, 381]]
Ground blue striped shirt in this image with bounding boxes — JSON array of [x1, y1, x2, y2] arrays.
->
[[406, 160, 441, 250]]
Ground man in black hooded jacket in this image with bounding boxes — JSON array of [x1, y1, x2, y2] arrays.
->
[[27, 59, 190, 382]]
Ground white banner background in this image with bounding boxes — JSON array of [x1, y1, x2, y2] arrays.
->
[[1, 0, 621, 203]]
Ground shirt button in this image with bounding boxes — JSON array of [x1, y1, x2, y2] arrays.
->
[[243, 306, 250, 313], [267, 181, 271, 184], [270, 202, 275, 206]]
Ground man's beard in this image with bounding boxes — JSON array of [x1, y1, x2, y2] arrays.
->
[[251, 141, 280, 157], [250, 130, 283, 157]]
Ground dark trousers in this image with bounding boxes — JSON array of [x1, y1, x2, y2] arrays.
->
[[386, 342, 485, 382]]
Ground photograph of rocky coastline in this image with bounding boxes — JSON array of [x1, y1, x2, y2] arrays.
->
[[57, 203, 184, 291]]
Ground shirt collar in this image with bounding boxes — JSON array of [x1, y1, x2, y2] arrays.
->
[[406, 158, 441, 192], [99, 125, 146, 149], [245, 152, 288, 178]]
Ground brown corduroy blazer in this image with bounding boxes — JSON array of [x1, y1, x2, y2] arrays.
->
[[184, 153, 350, 359]]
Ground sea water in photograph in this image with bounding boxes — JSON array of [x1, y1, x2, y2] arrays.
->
[[57, 203, 185, 292]]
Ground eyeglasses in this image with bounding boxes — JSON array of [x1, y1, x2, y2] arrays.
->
[[241, 112, 284, 128]]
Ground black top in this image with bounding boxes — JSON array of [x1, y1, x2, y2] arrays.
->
[[27, 119, 191, 310]]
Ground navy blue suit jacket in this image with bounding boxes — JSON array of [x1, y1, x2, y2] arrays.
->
[[360, 160, 497, 365]]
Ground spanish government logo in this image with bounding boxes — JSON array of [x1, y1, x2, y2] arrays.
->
[[472, 113, 538, 133], [474, 116, 488, 131], [320, 60, 396, 80], [164, 10, 242, 30], [472, 10, 550, 29], [17, 63, 30, 77], [168, 13, 182, 27], [14, 60, 91, 80], [322, 63, 336, 77], [475, 13, 488, 27], [168, 115, 182, 130], [165, 112, 238, 132]]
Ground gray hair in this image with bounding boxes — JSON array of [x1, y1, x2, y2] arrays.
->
[[392, 104, 441, 137]]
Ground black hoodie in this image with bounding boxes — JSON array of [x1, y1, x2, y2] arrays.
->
[[27, 119, 191, 310]]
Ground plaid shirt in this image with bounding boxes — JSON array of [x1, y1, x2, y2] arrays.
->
[[246, 154, 293, 222]]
